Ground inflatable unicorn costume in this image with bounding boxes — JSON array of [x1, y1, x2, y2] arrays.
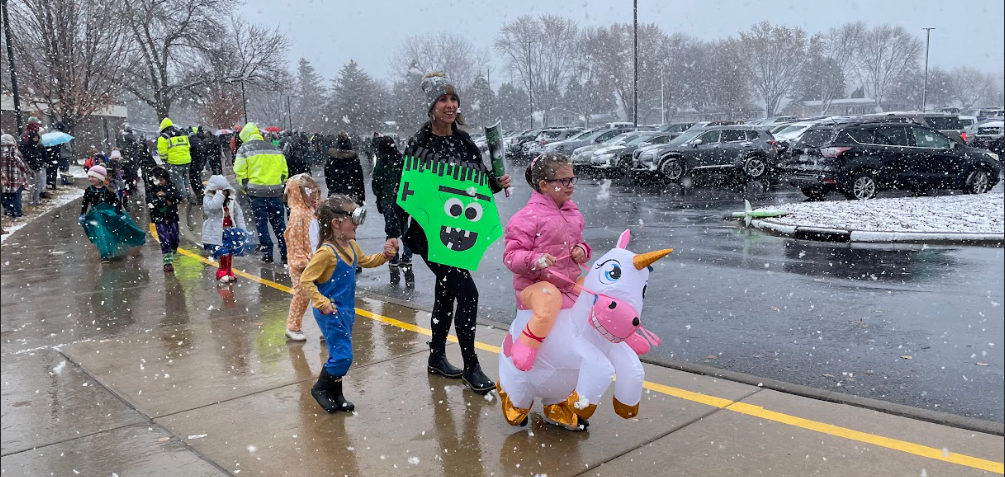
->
[[498, 229, 671, 430]]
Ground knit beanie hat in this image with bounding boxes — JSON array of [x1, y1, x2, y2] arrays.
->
[[87, 165, 107, 181], [421, 72, 458, 112]]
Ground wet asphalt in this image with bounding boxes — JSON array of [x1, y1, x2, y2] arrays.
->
[[2, 164, 1002, 428]]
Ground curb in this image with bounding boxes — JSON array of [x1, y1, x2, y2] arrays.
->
[[25, 195, 1003, 437], [639, 354, 1004, 437], [359, 285, 1005, 437], [748, 218, 1005, 246]]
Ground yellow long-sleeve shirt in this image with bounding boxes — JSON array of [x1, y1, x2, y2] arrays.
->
[[300, 240, 388, 310]]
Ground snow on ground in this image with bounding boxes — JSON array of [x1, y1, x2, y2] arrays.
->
[[756, 192, 1004, 234], [1, 166, 87, 244]]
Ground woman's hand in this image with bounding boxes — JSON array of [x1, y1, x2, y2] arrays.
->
[[320, 303, 336, 315], [571, 244, 588, 263], [497, 174, 511, 189]]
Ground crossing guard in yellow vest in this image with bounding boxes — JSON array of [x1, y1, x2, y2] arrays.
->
[[157, 118, 193, 198]]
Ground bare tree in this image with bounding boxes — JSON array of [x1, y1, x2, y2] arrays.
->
[[119, 0, 227, 119], [390, 32, 481, 90], [948, 66, 996, 111], [856, 24, 922, 108], [692, 40, 751, 119], [7, 0, 131, 133], [120, 1, 288, 120], [736, 22, 809, 117], [495, 15, 578, 125]]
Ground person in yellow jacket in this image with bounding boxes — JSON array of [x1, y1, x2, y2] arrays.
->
[[157, 118, 193, 199], [234, 122, 289, 264]]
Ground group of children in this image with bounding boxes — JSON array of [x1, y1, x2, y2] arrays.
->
[[77, 144, 588, 422], [290, 152, 586, 415]]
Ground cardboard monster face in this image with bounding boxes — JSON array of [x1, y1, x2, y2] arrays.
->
[[396, 153, 501, 271]]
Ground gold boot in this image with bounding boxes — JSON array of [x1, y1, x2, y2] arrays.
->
[[497, 381, 532, 427], [612, 396, 640, 419], [543, 393, 589, 431]]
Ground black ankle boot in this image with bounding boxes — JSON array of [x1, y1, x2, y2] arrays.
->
[[402, 264, 415, 288], [389, 264, 400, 285], [462, 363, 496, 394], [311, 368, 340, 412], [427, 346, 463, 378], [311, 369, 354, 412], [330, 378, 355, 412]]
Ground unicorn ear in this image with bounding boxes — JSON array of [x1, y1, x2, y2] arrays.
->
[[617, 229, 631, 249]]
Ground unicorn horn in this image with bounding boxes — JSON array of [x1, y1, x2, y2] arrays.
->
[[634, 248, 673, 270]]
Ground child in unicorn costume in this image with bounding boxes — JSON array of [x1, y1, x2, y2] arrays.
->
[[499, 153, 671, 430]]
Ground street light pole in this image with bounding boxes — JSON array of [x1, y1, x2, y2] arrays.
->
[[922, 27, 935, 113], [1, 0, 25, 135], [525, 41, 534, 129], [286, 94, 293, 130], [239, 79, 248, 124], [660, 63, 665, 125], [633, 0, 638, 127]]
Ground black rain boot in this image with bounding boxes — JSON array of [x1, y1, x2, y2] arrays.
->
[[330, 378, 355, 412], [402, 263, 415, 288], [462, 361, 496, 395], [389, 263, 400, 285], [311, 368, 341, 412], [427, 343, 463, 378]]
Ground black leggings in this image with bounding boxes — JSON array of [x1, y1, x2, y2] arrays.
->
[[421, 257, 480, 367]]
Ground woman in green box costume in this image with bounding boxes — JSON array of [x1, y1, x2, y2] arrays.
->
[[384, 72, 512, 394]]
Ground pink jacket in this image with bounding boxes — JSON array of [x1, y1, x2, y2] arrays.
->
[[504, 191, 592, 309]]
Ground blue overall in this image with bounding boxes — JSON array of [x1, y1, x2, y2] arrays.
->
[[312, 244, 357, 376]]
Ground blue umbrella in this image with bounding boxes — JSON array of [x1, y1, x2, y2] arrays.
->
[[41, 131, 74, 147]]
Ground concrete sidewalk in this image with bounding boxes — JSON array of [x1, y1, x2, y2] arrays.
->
[[1, 194, 1003, 476], [3, 281, 1003, 476]]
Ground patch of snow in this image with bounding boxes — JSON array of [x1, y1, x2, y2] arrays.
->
[[2, 186, 85, 244], [755, 193, 1004, 236]]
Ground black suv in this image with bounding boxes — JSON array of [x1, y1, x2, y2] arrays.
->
[[638, 126, 780, 182], [785, 120, 1002, 200]]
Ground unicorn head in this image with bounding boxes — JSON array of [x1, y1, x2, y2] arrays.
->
[[581, 229, 672, 354]]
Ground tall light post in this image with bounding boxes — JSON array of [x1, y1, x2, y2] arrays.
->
[[660, 63, 665, 125], [524, 40, 534, 129], [921, 27, 935, 112], [2, 0, 25, 135], [632, 0, 639, 127], [226, 76, 250, 124]]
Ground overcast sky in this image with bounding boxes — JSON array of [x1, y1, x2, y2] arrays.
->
[[240, 0, 1005, 87]]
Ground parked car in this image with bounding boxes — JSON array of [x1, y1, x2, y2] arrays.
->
[[547, 127, 635, 158], [970, 107, 1005, 122], [684, 120, 740, 131], [638, 126, 780, 182], [569, 131, 638, 171], [524, 127, 583, 157], [971, 120, 1004, 160], [507, 128, 547, 159], [658, 122, 695, 135], [590, 132, 675, 173], [784, 119, 1001, 200], [864, 112, 968, 144]]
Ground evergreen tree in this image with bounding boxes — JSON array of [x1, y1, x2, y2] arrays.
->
[[467, 72, 497, 129], [295, 58, 327, 131], [496, 82, 530, 130], [326, 60, 386, 137]]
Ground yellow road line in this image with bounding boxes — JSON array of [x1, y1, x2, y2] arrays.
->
[[152, 225, 1003, 474], [727, 402, 1004, 473]]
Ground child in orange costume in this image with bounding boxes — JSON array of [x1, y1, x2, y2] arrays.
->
[[283, 173, 322, 341]]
